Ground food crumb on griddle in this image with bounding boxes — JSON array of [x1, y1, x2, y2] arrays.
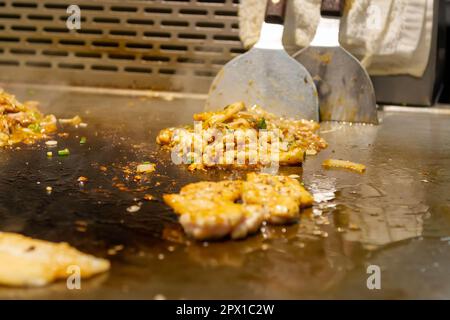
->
[[322, 159, 366, 173]]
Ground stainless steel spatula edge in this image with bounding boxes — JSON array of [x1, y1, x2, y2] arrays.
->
[[205, 0, 319, 122]]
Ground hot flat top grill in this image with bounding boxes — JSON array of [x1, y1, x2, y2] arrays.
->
[[0, 84, 450, 299]]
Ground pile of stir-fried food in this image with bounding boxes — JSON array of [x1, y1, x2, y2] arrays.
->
[[0, 89, 57, 147], [157, 102, 327, 170], [158, 102, 330, 240], [164, 173, 314, 241]]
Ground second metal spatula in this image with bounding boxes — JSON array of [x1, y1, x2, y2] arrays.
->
[[206, 0, 319, 121], [294, 0, 378, 124]]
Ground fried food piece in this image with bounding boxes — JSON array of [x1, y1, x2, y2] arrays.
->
[[230, 205, 266, 240], [322, 159, 366, 173], [243, 173, 313, 224], [177, 200, 246, 240], [163, 181, 244, 240], [166, 199, 265, 241], [164, 180, 266, 240], [58, 115, 82, 126], [279, 147, 305, 165], [136, 163, 156, 173], [164, 174, 314, 240], [188, 163, 206, 172], [177, 180, 243, 203], [156, 127, 174, 145], [193, 111, 215, 122], [0, 232, 110, 287], [203, 102, 245, 127]]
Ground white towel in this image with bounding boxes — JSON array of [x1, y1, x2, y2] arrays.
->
[[238, 0, 433, 77]]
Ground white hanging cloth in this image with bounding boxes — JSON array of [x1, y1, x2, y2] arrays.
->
[[238, 0, 434, 77]]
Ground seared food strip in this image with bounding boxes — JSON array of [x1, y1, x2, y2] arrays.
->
[[0, 232, 110, 287], [157, 102, 327, 169], [322, 159, 366, 173], [163, 174, 313, 241], [0, 89, 57, 147]]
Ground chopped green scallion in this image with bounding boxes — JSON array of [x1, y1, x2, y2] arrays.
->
[[257, 118, 267, 130], [58, 148, 70, 156]]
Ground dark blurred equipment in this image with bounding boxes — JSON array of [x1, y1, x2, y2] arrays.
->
[[0, 1, 243, 93], [440, 0, 450, 103], [0, 0, 446, 105]]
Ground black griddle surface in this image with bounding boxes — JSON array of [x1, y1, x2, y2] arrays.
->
[[1, 86, 450, 299]]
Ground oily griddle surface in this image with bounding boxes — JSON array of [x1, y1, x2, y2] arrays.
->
[[0, 86, 450, 299]]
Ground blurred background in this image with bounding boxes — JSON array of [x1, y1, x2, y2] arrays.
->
[[0, 0, 448, 105]]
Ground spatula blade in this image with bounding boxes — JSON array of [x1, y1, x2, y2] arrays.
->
[[295, 46, 379, 124], [205, 47, 319, 121]]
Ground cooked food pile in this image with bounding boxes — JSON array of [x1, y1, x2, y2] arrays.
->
[[157, 102, 327, 169], [0, 89, 57, 147], [0, 232, 110, 287], [158, 103, 327, 240], [163, 173, 314, 240]]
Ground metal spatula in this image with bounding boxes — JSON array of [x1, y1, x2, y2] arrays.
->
[[294, 0, 378, 124], [205, 0, 319, 121]]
